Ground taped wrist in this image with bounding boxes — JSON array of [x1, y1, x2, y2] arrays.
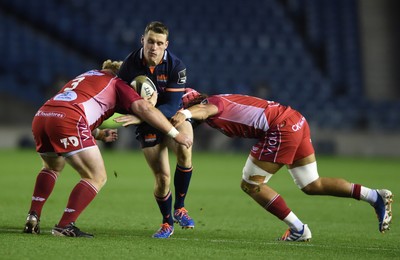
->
[[179, 109, 192, 119], [167, 127, 179, 138]]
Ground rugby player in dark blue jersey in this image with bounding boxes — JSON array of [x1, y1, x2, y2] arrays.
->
[[118, 21, 194, 238]]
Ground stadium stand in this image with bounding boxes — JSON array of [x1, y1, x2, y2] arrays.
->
[[0, 0, 399, 132]]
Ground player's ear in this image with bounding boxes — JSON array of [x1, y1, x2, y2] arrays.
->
[[141, 36, 144, 45], [165, 40, 169, 49]]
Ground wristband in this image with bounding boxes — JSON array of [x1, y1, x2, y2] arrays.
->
[[179, 109, 192, 119], [167, 127, 179, 138]]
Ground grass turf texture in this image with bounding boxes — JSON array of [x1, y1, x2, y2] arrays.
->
[[0, 149, 399, 259]]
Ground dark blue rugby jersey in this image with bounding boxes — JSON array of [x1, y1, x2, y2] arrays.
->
[[118, 48, 187, 118]]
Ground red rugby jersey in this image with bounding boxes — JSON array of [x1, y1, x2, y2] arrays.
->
[[42, 70, 142, 130], [205, 94, 295, 138]]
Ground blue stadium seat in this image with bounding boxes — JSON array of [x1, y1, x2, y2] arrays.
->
[[0, 0, 399, 130]]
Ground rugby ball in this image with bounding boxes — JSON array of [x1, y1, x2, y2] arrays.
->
[[130, 75, 157, 98]]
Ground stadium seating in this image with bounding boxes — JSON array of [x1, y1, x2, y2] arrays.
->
[[0, 0, 399, 130]]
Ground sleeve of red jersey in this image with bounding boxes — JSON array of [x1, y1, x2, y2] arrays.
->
[[115, 79, 143, 113], [204, 96, 224, 116]]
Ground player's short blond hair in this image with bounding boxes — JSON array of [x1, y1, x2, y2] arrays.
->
[[144, 21, 169, 39], [102, 59, 122, 75]]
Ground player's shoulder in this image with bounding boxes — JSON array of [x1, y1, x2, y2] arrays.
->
[[165, 50, 185, 67], [119, 49, 146, 81], [113, 76, 136, 91], [77, 69, 105, 78], [165, 49, 180, 59], [124, 48, 143, 64], [211, 94, 249, 105]]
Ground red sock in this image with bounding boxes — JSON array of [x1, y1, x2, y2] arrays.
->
[[264, 194, 291, 220], [57, 180, 98, 227], [351, 183, 361, 200], [29, 169, 58, 217]]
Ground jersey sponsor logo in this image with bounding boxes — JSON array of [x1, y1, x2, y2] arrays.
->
[[265, 131, 279, 154], [32, 196, 45, 202], [60, 136, 80, 149], [53, 91, 78, 101], [292, 117, 306, 132], [79, 123, 91, 141], [35, 110, 66, 118], [157, 74, 168, 83], [64, 208, 76, 213], [144, 133, 157, 142], [177, 69, 186, 84]]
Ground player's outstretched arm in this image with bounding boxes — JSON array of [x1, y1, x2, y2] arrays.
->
[[113, 114, 142, 127], [130, 99, 193, 148], [171, 104, 218, 127]]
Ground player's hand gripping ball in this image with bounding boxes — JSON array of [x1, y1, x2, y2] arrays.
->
[[130, 75, 157, 98]]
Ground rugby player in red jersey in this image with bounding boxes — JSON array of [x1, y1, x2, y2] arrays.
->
[[118, 21, 195, 238], [166, 89, 392, 241], [23, 60, 192, 238]]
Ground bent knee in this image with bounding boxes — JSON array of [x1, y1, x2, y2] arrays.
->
[[240, 180, 261, 194], [176, 156, 192, 168], [94, 174, 107, 189], [82, 174, 107, 192], [176, 148, 192, 166], [99, 175, 107, 186], [301, 178, 322, 195], [154, 173, 170, 188]]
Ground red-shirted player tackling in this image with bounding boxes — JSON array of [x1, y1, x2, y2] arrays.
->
[[23, 60, 192, 238], [166, 90, 392, 242]]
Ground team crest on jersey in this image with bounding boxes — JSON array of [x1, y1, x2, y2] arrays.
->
[[53, 91, 77, 101], [177, 69, 186, 84], [78, 70, 104, 77]]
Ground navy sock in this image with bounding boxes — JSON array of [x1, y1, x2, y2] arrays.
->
[[173, 165, 193, 209], [155, 191, 173, 225]]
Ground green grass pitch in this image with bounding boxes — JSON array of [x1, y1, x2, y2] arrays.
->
[[0, 149, 399, 259]]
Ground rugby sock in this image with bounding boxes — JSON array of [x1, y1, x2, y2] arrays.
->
[[155, 190, 174, 225], [350, 183, 362, 200], [173, 165, 193, 209], [264, 194, 291, 221], [29, 169, 58, 217], [57, 179, 98, 228], [360, 186, 378, 205], [283, 212, 305, 232]]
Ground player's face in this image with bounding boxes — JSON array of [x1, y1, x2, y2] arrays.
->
[[141, 31, 168, 66]]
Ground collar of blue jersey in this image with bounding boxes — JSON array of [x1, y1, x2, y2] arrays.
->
[[140, 48, 168, 64]]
